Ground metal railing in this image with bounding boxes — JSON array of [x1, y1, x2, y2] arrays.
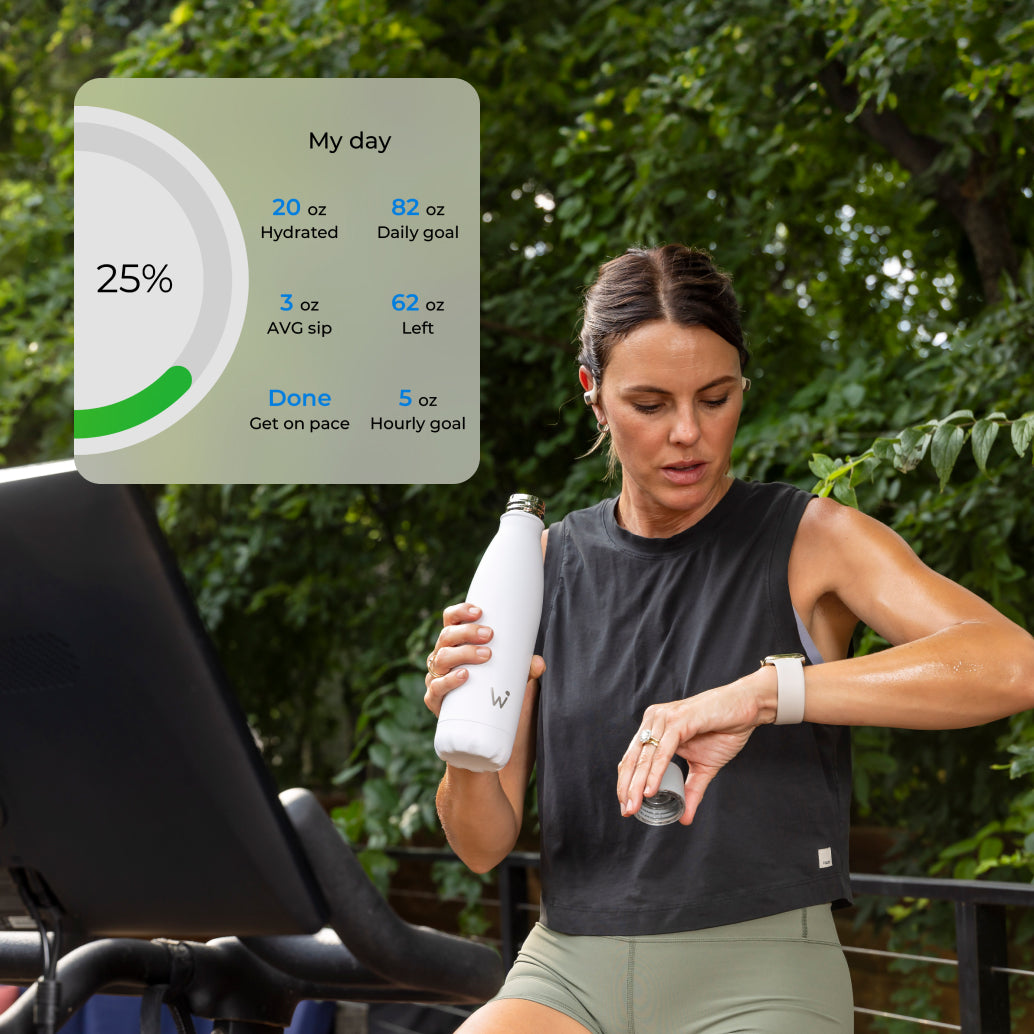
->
[[385, 848, 1034, 1033], [849, 873, 1032, 1033]]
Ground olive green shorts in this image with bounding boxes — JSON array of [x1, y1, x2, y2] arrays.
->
[[490, 905, 853, 1034]]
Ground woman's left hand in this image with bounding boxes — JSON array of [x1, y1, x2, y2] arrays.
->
[[616, 669, 776, 825]]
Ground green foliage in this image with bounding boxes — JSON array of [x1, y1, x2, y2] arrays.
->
[[431, 861, 492, 939], [107, 0, 442, 79], [809, 253, 1034, 503], [809, 405, 1034, 500], [334, 669, 442, 848], [330, 802, 398, 898]]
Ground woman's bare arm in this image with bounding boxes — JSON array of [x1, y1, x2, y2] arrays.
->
[[425, 529, 549, 871], [435, 664, 540, 872], [617, 497, 1034, 821]]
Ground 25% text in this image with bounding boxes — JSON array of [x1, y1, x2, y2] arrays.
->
[[97, 263, 173, 294]]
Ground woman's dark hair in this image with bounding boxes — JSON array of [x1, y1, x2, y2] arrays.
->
[[577, 244, 748, 387]]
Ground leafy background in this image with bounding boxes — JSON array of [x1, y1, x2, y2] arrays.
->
[[3, 0, 1034, 1025]]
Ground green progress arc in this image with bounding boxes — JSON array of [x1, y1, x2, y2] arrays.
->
[[74, 365, 192, 439]]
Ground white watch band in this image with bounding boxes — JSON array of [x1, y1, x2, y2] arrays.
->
[[767, 654, 806, 725]]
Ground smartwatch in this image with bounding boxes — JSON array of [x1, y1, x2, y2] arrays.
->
[[760, 653, 806, 725]]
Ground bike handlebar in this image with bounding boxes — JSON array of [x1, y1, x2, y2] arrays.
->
[[274, 788, 505, 1002], [0, 788, 505, 1032]]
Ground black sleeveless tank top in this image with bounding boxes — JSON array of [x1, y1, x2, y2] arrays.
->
[[533, 479, 852, 935]]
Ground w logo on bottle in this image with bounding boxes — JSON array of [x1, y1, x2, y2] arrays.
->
[[490, 687, 511, 709]]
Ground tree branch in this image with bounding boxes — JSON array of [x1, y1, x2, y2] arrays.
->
[[816, 58, 1018, 305]]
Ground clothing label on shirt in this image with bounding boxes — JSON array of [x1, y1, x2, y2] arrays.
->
[[818, 847, 833, 869]]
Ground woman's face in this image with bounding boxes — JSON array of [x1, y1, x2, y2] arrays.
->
[[583, 319, 745, 534]]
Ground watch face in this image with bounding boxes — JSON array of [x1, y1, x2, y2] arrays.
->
[[762, 653, 806, 664]]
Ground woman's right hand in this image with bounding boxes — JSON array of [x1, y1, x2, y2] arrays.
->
[[423, 602, 494, 717], [426, 601, 545, 871]]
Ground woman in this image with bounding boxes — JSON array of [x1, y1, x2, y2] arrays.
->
[[423, 244, 1034, 1034]]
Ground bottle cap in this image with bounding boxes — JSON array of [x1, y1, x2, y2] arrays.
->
[[634, 761, 686, 826], [506, 493, 545, 519]]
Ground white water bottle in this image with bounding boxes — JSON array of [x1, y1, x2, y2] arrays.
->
[[434, 493, 546, 772]]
